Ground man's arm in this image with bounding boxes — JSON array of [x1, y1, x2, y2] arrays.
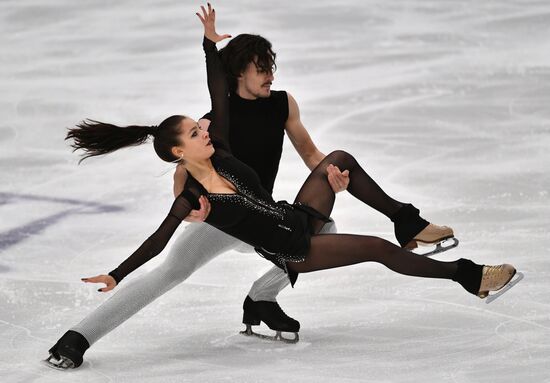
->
[[285, 92, 349, 192], [285, 93, 325, 171]]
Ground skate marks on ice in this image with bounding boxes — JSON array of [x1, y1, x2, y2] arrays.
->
[[0, 318, 112, 383], [408, 237, 459, 257], [34, 361, 115, 383], [485, 272, 524, 304], [0, 192, 123, 252], [240, 324, 299, 344], [210, 328, 311, 353]]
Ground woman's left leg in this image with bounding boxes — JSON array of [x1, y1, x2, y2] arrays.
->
[[293, 150, 404, 234], [293, 150, 447, 247]]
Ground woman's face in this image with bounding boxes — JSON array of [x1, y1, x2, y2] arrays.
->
[[172, 117, 214, 162]]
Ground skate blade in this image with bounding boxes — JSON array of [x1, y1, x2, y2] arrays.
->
[[482, 271, 524, 304], [408, 237, 459, 257], [240, 324, 299, 344], [42, 354, 75, 370]]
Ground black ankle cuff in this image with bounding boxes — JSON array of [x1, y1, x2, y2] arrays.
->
[[49, 330, 90, 367], [391, 204, 430, 247], [452, 258, 483, 295]]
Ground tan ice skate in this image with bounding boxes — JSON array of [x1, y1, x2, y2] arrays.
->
[[477, 264, 517, 299], [404, 224, 458, 256]]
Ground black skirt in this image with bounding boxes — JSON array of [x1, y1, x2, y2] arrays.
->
[[254, 201, 332, 287]]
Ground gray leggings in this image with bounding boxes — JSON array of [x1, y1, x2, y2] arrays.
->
[[71, 220, 337, 345]]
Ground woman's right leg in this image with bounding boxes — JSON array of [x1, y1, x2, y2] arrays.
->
[[290, 234, 457, 279]]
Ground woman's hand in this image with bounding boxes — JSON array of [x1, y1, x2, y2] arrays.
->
[[184, 195, 211, 222], [196, 2, 231, 43], [81, 274, 117, 292]]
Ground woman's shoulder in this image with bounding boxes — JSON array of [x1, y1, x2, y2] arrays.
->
[[183, 171, 206, 196]]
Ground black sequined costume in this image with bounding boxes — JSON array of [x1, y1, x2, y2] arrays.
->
[[109, 37, 329, 286]]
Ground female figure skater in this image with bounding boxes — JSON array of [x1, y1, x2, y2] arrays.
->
[[47, 4, 516, 368]]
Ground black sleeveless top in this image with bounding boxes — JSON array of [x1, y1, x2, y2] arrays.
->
[[108, 37, 327, 286], [202, 90, 288, 195]]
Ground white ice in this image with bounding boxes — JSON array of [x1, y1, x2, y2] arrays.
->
[[1, 1, 549, 382]]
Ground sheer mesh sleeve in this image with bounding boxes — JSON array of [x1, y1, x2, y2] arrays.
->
[[203, 36, 231, 153], [108, 190, 199, 284]]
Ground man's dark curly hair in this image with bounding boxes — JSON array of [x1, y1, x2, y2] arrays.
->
[[219, 34, 277, 92]]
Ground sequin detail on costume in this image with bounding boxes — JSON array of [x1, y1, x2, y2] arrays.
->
[[208, 168, 286, 221], [255, 247, 306, 270]]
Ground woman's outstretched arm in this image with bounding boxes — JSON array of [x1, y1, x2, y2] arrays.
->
[[82, 190, 199, 291], [196, 3, 232, 150]]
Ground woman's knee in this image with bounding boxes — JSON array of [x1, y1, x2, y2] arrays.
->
[[325, 150, 357, 169], [364, 236, 398, 259]]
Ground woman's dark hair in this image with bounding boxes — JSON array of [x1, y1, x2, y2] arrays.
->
[[219, 34, 276, 92], [65, 115, 186, 163]]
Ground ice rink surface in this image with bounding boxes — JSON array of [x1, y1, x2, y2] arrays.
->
[[1, 0, 549, 382]]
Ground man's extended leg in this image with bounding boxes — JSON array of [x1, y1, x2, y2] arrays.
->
[[46, 223, 240, 369]]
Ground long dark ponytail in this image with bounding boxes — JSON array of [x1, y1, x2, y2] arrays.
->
[[66, 115, 186, 163]]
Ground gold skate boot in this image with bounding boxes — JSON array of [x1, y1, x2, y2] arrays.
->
[[477, 264, 516, 298], [404, 223, 454, 249]]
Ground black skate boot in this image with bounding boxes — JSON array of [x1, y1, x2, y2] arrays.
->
[[240, 296, 300, 343], [43, 330, 89, 370], [391, 203, 458, 256]]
